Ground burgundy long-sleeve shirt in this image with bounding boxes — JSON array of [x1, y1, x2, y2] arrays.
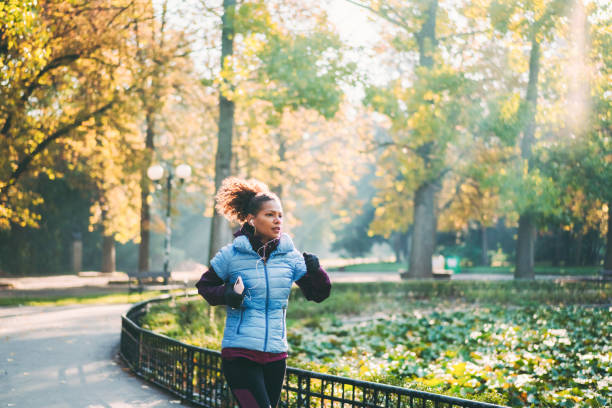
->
[[195, 225, 331, 363]]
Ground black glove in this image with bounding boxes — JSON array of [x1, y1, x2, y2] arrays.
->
[[303, 252, 320, 274], [224, 283, 244, 309]]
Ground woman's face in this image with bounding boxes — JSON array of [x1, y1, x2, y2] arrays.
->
[[250, 199, 283, 242]]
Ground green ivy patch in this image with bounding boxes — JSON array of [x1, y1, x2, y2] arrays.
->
[[288, 305, 611, 407], [141, 281, 611, 407]]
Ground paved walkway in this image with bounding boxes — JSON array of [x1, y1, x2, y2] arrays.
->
[[0, 304, 186, 407], [0, 271, 196, 299]]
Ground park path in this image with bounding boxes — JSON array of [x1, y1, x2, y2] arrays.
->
[[0, 304, 185, 408]]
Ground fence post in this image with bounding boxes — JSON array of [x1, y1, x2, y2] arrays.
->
[[305, 375, 311, 408], [137, 330, 143, 373], [296, 374, 302, 407], [186, 348, 194, 402]]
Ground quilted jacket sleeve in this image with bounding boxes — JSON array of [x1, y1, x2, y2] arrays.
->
[[209, 244, 233, 281]]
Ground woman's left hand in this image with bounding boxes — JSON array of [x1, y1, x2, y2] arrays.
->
[[303, 252, 320, 273]]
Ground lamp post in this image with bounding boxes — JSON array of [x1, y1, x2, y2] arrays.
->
[[147, 163, 192, 283]]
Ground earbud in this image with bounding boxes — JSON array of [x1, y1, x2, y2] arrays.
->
[[249, 220, 254, 226]]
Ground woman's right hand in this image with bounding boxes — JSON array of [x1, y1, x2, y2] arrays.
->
[[224, 278, 244, 309], [234, 276, 244, 294]]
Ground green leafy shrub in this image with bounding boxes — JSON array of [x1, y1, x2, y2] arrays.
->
[[142, 281, 611, 407], [287, 305, 611, 407]]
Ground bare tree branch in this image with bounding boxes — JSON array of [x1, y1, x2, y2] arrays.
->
[[360, 140, 420, 154], [0, 54, 83, 139], [439, 176, 467, 213], [344, 0, 412, 31], [438, 29, 492, 42], [197, 0, 223, 18]]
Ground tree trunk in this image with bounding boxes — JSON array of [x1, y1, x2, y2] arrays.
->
[[573, 230, 583, 266], [72, 233, 83, 275], [276, 135, 286, 199], [102, 235, 115, 273], [138, 109, 155, 272], [515, 213, 536, 279], [138, 188, 151, 272], [605, 202, 612, 270], [268, 132, 286, 198], [408, 182, 437, 278], [399, 231, 410, 263], [480, 223, 489, 266], [563, 228, 571, 266], [405, 232, 412, 269], [552, 225, 562, 267], [404, 0, 438, 279], [135, 1, 172, 273], [586, 229, 599, 266], [415, 0, 438, 69], [515, 37, 540, 280], [392, 233, 402, 263], [208, 0, 236, 261]]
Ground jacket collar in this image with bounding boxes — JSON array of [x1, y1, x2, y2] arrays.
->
[[233, 224, 295, 255]]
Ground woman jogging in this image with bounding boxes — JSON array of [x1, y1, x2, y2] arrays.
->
[[196, 177, 331, 408]]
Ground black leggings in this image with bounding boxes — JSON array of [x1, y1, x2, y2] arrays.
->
[[222, 357, 286, 408]]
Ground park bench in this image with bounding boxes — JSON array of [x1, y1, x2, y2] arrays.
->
[[399, 255, 455, 279], [127, 270, 182, 294], [578, 268, 612, 285], [599, 269, 612, 282], [432, 255, 453, 279]]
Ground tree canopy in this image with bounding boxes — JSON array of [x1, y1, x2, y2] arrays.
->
[[0, 0, 610, 275]]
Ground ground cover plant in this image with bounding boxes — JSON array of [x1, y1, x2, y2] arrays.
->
[[139, 280, 611, 407], [288, 305, 610, 407]]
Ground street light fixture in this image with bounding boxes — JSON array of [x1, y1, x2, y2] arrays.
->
[[147, 162, 191, 283], [147, 164, 164, 181], [175, 164, 192, 180]]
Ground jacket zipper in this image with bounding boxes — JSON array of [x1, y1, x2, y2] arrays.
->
[[282, 306, 286, 339], [263, 260, 270, 351]]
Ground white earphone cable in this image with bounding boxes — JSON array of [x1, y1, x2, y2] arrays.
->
[[244, 236, 280, 302]]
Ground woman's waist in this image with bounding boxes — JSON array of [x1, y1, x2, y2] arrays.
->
[[221, 347, 287, 364]]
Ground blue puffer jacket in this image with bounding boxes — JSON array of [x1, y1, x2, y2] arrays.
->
[[210, 233, 307, 353]]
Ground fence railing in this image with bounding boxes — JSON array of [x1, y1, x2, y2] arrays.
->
[[120, 296, 508, 408]]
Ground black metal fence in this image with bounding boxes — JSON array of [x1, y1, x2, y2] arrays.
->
[[120, 296, 508, 408]]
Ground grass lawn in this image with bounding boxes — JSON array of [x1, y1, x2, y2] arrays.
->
[[0, 289, 187, 307], [328, 261, 600, 276], [460, 265, 599, 276]]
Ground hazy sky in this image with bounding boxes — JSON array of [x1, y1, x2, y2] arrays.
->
[[156, 0, 384, 101], [157, 0, 381, 60], [327, 0, 380, 47]]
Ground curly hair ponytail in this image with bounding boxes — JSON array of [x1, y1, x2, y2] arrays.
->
[[214, 177, 280, 223]]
